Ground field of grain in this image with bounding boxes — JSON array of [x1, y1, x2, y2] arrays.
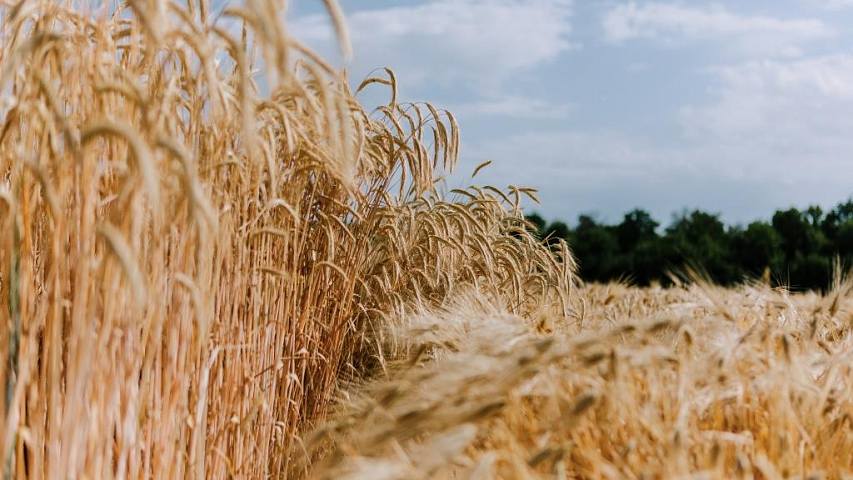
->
[[0, 1, 570, 477], [0, 1, 851, 479], [302, 279, 853, 479]]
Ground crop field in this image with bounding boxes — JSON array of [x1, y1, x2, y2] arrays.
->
[[0, 1, 851, 479], [304, 281, 853, 479]]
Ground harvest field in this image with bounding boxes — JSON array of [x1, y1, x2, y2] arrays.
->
[[303, 281, 853, 479], [0, 1, 851, 479]]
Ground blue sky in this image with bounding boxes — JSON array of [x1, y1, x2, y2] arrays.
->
[[286, 0, 853, 225]]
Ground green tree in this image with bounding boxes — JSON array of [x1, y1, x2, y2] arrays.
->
[[730, 222, 782, 277], [806, 205, 824, 227], [631, 238, 667, 286], [613, 209, 662, 285], [836, 222, 853, 262], [615, 209, 659, 252], [772, 208, 813, 258], [570, 215, 619, 282], [790, 254, 832, 291], [527, 198, 853, 290], [664, 210, 735, 284], [822, 199, 853, 251]]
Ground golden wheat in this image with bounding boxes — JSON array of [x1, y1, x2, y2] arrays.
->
[[5, 2, 842, 479], [304, 279, 853, 479], [0, 1, 571, 478]]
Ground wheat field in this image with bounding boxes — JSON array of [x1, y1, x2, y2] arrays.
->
[[0, 1, 850, 479], [303, 278, 853, 479]]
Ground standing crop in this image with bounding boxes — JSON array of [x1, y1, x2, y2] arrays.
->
[[0, 1, 573, 478]]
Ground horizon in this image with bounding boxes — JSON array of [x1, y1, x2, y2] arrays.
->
[[288, 0, 853, 225]]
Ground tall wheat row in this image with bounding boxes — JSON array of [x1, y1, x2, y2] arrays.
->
[[0, 0, 574, 478]]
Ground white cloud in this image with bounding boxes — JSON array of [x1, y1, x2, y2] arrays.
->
[[455, 129, 800, 223], [805, 0, 853, 10], [458, 122, 852, 223], [670, 54, 853, 201], [290, 0, 575, 90], [681, 54, 853, 142], [457, 51, 853, 222], [451, 95, 573, 119], [603, 2, 833, 57], [462, 130, 689, 188]]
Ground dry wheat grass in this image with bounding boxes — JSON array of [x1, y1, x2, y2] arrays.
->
[[0, 1, 573, 477], [303, 278, 853, 479]]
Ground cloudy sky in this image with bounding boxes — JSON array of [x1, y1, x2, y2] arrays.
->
[[286, 0, 853, 225]]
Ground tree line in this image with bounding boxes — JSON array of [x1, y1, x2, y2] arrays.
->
[[527, 198, 853, 291]]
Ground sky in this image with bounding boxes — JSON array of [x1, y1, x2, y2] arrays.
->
[[285, 0, 853, 226]]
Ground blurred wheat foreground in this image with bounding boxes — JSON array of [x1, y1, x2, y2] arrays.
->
[[1, 0, 852, 478], [308, 280, 853, 479]]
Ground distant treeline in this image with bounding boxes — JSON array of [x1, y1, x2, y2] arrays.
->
[[528, 199, 853, 290]]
